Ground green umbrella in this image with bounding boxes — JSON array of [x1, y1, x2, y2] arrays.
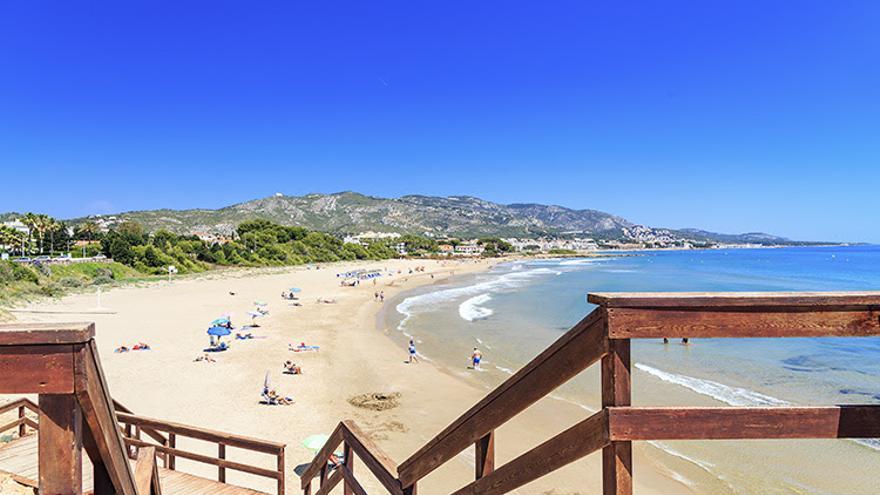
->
[[302, 434, 330, 452]]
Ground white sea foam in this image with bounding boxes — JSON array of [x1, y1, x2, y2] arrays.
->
[[459, 293, 493, 321], [635, 363, 789, 407], [558, 258, 596, 266], [396, 268, 560, 330]]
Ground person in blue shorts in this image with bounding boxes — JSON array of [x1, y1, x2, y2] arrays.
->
[[471, 348, 482, 370], [408, 339, 419, 364]]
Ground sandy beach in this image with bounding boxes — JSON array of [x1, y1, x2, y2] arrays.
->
[[2, 258, 689, 494]]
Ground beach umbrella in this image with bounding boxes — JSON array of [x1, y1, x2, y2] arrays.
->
[[302, 434, 330, 452], [263, 371, 270, 389], [289, 287, 302, 293], [255, 301, 267, 306], [247, 310, 263, 318], [211, 317, 230, 326], [207, 325, 232, 336]]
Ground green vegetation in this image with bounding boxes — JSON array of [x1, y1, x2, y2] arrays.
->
[[478, 237, 513, 257], [0, 260, 140, 306], [547, 248, 578, 255]]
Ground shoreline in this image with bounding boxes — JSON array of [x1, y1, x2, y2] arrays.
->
[[2, 256, 687, 494]]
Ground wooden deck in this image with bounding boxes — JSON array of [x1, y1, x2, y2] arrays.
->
[[0, 435, 267, 495]]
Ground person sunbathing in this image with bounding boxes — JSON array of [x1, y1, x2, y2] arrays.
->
[[132, 342, 151, 351], [265, 388, 293, 405], [283, 360, 303, 374], [194, 353, 216, 363], [114, 346, 130, 353], [236, 332, 255, 340]]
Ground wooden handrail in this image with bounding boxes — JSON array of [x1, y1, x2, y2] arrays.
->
[[300, 421, 403, 495], [591, 291, 880, 339], [117, 411, 286, 494], [607, 406, 880, 440], [397, 308, 608, 486], [298, 291, 880, 495], [116, 412, 285, 454]]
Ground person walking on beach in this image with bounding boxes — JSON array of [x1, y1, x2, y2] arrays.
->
[[471, 348, 482, 370], [380, 291, 385, 302], [408, 339, 419, 364]]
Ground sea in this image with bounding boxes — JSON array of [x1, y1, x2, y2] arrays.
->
[[388, 245, 880, 494]]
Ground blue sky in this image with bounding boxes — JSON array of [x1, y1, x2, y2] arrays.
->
[[1, 1, 878, 242]]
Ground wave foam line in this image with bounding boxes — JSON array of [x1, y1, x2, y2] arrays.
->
[[395, 268, 560, 330], [635, 363, 789, 407], [459, 293, 493, 321]]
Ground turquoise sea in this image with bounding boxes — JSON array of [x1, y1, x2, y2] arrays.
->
[[390, 245, 880, 494]]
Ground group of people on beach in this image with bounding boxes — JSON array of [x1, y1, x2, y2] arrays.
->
[[374, 291, 385, 302], [406, 339, 483, 370]]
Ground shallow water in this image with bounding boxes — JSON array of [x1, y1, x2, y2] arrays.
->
[[389, 246, 880, 494]]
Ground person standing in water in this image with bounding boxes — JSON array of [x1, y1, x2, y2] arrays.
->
[[408, 339, 419, 364], [471, 348, 482, 370]]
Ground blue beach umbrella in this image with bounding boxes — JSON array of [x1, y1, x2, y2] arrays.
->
[[207, 325, 232, 336], [211, 317, 230, 326], [289, 287, 302, 293]]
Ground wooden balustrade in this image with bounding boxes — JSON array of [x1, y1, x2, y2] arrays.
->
[[116, 411, 287, 495], [0, 323, 285, 495], [297, 291, 880, 494]]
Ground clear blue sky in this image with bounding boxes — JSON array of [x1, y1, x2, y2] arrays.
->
[[1, 1, 878, 242]]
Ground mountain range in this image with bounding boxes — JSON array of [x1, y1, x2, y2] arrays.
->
[[15, 191, 806, 246]]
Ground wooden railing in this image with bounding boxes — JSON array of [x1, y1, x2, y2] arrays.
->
[[0, 322, 147, 494], [116, 411, 287, 495], [300, 291, 880, 494], [0, 322, 284, 495], [0, 398, 39, 439]]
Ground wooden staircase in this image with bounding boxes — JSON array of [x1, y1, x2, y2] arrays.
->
[[299, 291, 880, 494], [0, 323, 285, 495]]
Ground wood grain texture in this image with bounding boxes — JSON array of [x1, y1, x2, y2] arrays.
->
[[0, 344, 76, 393], [0, 322, 94, 345], [342, 420, 402, 495], [602, 340, 631, 495], [474, 431, 495, 480], [398, 308, 608, 486], [134, 446, 162, 495], [312, 467, 342, 495], [75, 341, 138, 495], [606, 307, 880, 338], [339, 465, 367, 495], [39, 393, 83, 495], [608, 406, 880, 440], [589, 291, 880, 308], [450, 410, 609, 495]]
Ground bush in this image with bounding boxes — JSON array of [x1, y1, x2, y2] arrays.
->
[[92, 275, 114, 285], [38, 282, 64, 297], [59, 277, 84, 288]]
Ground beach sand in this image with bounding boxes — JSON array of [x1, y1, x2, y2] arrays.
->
[[2, 259, 689, 494]]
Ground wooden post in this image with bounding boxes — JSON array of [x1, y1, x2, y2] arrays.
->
[[602, 339, 632, 495], [168, 433, 176, 470], [303, 480, 311, 495], [319, 464, 327, 487], [343, 442, 353, 495], [17, 405, 26, 437], [39, 394, 83, 495], [475, 430, 495, 480], [218, 443, 226, 482], [403, 484, 418, 495], [277, 448, 286, 495]]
